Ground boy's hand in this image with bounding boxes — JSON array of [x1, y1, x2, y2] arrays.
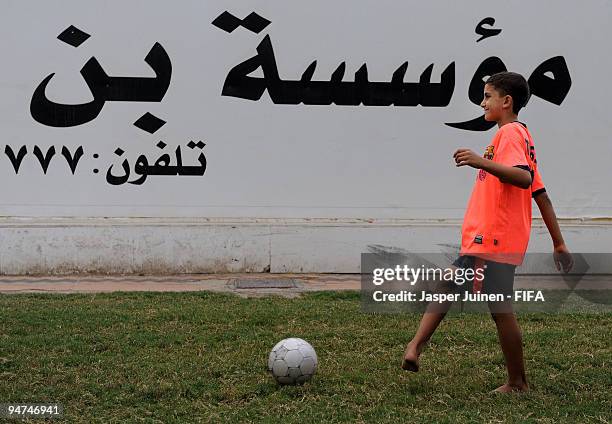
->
[[454, 149, 484, 169], [553, 244, 574, 273]]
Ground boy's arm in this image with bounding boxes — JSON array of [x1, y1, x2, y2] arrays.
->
[[534, 191, 574, 273], [453, 149, 532, 189]]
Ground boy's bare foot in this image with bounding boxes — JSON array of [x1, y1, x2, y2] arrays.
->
[[492, 383, 529, 393], [401, 341, 423, 372]]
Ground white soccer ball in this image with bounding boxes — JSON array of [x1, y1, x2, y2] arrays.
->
[[268, 338, 318, 385]]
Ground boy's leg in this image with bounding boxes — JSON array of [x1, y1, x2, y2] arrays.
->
[[486, 261, 528, 392], [490, 311, 529, 392], [402, 307, 449, 371], [402, 261, 463, 371]]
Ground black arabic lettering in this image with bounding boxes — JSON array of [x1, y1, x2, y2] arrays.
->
[[32, 145, 56, 174], [31, 42, 172, 127], [105, 142, 207, 186], [182, 141, 208, 176], [446, 56, 572, 131], [527, 56, 572, 105], [3, 145, 84, 174], [130, 155, 150, 185], [222, 35, 455, 107], [475, 17, 502, 42], [61, 146, 84, 174], [446, 56, 506, 131], [106, 149, 131, 185], [4, 145, 28, 174], [211, 11, 271, 34]]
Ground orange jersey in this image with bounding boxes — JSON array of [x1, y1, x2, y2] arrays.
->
[[460, 121, 545, 265]]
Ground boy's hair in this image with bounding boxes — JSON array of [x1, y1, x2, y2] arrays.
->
[[485, 72, 531, 114]]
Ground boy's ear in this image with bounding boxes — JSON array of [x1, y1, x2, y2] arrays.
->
[[503, 95, 513, 110]]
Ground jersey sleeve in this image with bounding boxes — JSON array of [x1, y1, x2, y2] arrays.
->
[[531, 165, 546, 198], [495, 126, 530, 169]]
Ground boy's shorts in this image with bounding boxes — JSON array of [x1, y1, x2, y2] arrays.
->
[[452, 255, 516, 298]]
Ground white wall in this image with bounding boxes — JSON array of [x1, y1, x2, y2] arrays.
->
[[1, 1, 610, 273]]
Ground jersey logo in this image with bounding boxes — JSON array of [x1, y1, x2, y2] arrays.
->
[[483, 145, 494, 160], [478, 169, 487, 181], [474, 235, 483, 244]]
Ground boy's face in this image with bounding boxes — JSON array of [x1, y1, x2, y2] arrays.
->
[[481, 84, 512, 121]]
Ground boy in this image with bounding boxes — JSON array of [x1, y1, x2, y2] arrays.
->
[[401, 72, 574, 393]]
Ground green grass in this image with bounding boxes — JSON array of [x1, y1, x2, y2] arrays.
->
[[0, 291, 610, 423]]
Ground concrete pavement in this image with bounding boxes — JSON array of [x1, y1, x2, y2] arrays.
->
[[0, 274, 609, 297]]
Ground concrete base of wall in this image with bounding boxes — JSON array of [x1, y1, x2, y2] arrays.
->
[[1, 217, 610, 275]]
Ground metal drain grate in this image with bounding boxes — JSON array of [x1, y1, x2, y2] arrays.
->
[[231, 279, 302, 289]]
